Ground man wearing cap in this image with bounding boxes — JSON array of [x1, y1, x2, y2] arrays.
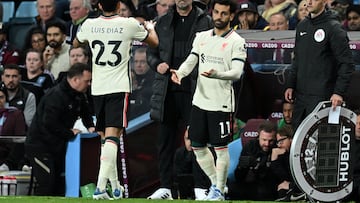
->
[[346, 5, 360, 31], [234, 1, 268, 30], [0, 23, 20, 67]]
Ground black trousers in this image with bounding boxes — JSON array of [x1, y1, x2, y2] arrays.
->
[[157, 91, 191, 188], [174, 146, 211, 190], [292, 93, 327, 131], [26, 149, 65, 196]]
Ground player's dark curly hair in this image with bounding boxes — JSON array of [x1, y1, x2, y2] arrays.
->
[[99, 0, 120, 12], [211, 0, 237, 14]]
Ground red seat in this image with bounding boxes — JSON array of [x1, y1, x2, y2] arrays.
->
[[240, 118, 266, 146]]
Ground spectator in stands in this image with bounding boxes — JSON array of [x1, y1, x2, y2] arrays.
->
[[66, 0, 92, 44], [278, 100, 293, 128], [267, 11, 289, 30], [270, 125, 305, 201], [69, 45, 90, 66], [0, 83, 27, 170], [25, 63, 94, 196], [43, 21, 71, 80], [1, 64, 36, 127], [228, 120, 277, 200], [255, 12, 292, 64], [346, 5, 360, 65], [137, 0, 175, 21], [284, 0, 354, 131], [0, 84, 27, 173], [0, 24, 20, 66], [118, 0, 137, 17], [173, 131, 211, 200], [55, 45, 90, 83], [261, 0, 297, 22], [20, 49, 54, 105], [146, 0, 212, 198], [155, 0, 175, 17], [330, 0, 351, 24], [233, 1, 268, 30], [24, 26, 47, 53], [129, 47, 154, 119], [36, 0, 66, 31], [0, 64, 37, 173], [289, 0, 309, 29], [0, 84, 26, 136], [345, 5, 360, 31]]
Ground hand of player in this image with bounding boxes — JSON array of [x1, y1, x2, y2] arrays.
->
[[144, 20, 156, 31], [170, 69, 181, 84], [201, 69, 216, 78], [330, 93, 343, 110]]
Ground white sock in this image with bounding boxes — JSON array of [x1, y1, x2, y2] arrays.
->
[[96, 138, 118, 191], [214, 146, 229, 193], [193, 147, 217, 186]]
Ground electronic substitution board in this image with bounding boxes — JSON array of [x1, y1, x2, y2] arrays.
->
[[290, 101, 356, 202]]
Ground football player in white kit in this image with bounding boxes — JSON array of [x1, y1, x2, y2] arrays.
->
[[74, 0, 158, 199], [171, 0, 246, 200]]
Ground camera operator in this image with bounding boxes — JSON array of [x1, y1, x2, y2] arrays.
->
[[227, 120, 278, 200]]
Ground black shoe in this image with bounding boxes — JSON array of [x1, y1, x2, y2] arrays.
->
[[275, 189, 291, 202], [290, 192, 306, 201]]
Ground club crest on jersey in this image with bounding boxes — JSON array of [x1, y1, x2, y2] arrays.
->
[[221, 43, 228, 50], [314, 29, 325, 42]]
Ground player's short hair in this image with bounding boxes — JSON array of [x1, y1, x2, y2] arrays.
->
[[211, 0, 237, 14], [99, 0, 120, 12]]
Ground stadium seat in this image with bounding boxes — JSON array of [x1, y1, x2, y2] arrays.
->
[[15, 1, 38, 18], [7, 17, 36, 50], [240, 118, 265, 147], [1, 1, 15, 23], [227, 138, 242, 183], [267, 99, 283, 124]]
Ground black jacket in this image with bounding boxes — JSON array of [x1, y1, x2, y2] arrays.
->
[[270, 151, 292, 184], [234, 139, 273, 183], [286, 10, 354, 98], [147, 5, 213, 122], [25, 79, 94, 155]]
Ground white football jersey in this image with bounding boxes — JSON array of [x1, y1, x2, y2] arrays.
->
[[77, 15, 148, 95], [176, 29, 247, 112]]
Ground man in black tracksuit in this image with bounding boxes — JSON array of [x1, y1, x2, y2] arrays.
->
[[25, 63, 94, 196], [285, 2, 354, 131]]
